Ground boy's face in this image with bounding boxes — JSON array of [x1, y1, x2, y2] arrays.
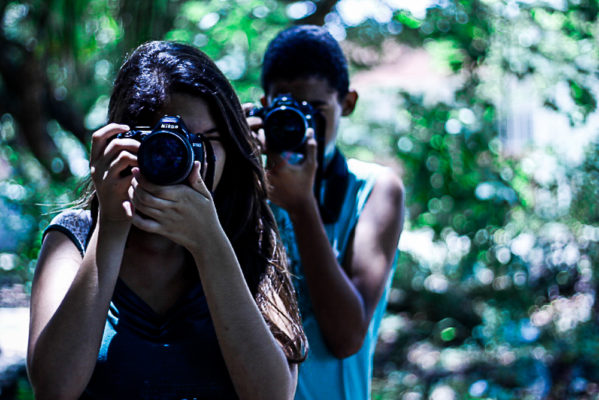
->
[[263, 76, 357, 149]]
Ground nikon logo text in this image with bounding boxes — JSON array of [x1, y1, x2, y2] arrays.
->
[[161, 124, 179, 129]]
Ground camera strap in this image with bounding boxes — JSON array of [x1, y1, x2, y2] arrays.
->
[[201, 137, 216, 192], [316, 147, 349, 224]]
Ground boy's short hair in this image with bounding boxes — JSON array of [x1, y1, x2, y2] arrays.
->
[[261, 25, 349, 99]]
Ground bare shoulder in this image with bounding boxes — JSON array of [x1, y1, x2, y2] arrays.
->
[[363, 166, 405, 227], [373, 167, 404, 204], [352, 164, 405, 257], [348, 165, 404, 315], [32, 230, 83, 301], [37, 229, 83, 269]]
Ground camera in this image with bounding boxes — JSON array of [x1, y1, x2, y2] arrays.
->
[[250, 94, 320, 153], [116, 115, 208, 185]]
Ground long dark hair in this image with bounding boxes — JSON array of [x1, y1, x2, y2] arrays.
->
[[82, 41, 306, 362]]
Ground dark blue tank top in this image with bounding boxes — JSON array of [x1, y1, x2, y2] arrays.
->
[[45, 210, 238, 400]]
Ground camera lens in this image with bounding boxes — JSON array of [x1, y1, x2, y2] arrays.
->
[[264, 108, 307, 153], [138, 131, 193, 185]]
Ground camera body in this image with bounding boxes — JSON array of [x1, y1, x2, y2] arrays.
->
[[117, 115, 205, 185], [250, 94, 320, 153]]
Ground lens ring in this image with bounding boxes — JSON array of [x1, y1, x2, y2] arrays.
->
[[264, 107, 308, 153]]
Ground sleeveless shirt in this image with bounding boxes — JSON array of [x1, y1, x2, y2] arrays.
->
[[43, 209, 238, 400], [273, 155, 397, 400]]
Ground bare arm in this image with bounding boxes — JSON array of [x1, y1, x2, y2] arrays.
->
[[287, 169, 404, 357], [263, 125, 405, 357], [129, 164, 297, 400], [28, 123, 137, 399], [28, 220, 130, 400], [190, 230, 298, 399]]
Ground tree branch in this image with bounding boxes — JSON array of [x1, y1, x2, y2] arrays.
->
[[0, 36, 71, 179]]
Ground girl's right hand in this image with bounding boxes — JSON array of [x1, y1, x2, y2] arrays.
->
[[89, 123, 140, 224]]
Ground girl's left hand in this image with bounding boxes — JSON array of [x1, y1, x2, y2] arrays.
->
[[128, 161, 222, 250]]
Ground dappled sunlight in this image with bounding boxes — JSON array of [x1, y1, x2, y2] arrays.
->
[[531, 293, 594, 333]]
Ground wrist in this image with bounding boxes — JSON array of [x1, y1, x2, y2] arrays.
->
[[287, 195, 320, 224], [98, 213, 132, 236], [184, 209, 227, 254], [188, 225, 231, 266]]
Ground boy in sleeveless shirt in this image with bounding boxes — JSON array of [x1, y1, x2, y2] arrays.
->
[[247, 25, 405, 400]]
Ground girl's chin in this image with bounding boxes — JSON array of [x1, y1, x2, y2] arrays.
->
[[129, 221, 166, 240]]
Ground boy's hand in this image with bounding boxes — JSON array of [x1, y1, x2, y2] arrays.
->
[[265, 129, 318, 215], [243, 103, 266, 152]]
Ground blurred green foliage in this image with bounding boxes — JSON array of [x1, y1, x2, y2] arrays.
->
[[1, 0, 598, 399]]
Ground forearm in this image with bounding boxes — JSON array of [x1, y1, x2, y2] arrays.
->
[[28, 220, 129, 399], [191, 229, 295, 400], [288, 199, 368, 357]]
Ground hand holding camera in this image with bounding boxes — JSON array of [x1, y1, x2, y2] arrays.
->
[[91, 115, 218, 228], [249, 94, 322, 156], [265, 128, 319, 215], [90, 123, 139, 224], [128, 161, 221, 251], [247, 94, 327, 213]]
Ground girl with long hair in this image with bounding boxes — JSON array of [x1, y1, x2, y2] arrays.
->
[[27, 41, 306, 400]]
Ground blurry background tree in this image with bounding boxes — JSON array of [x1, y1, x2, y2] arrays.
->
[[1, 0, 598, 399]]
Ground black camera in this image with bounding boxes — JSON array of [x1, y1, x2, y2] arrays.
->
[[250, 94, 320, 153], [116, 115, 210, 186]]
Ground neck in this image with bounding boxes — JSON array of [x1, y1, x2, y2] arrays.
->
[[125, 227, 184, 258], [119, 227, 198, 315], [323, 143, 337, 169], [121, 227, 193, 288]]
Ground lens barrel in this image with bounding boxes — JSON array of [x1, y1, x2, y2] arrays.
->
[[263, 106, 308, 153], [138, 130, 194, 185], [256, 95, 316, 153]]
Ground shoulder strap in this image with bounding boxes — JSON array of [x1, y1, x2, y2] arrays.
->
[[318, 149, 349, 224]]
